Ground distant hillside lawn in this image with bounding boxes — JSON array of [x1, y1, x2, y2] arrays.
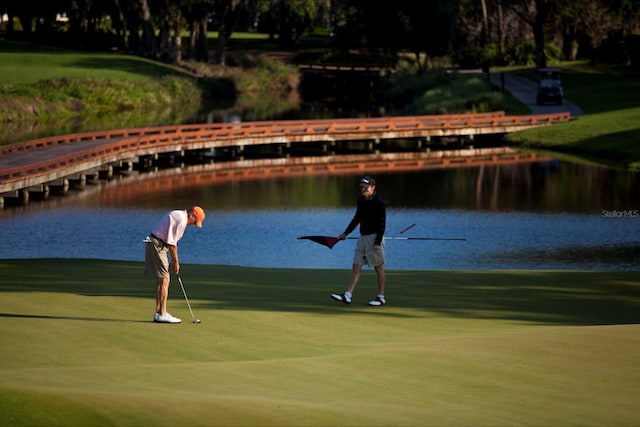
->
[[0, 39, 193, 82], [1, 39, 639, 167], [1, 259, 639, 426], [505, 62, 640, 169]]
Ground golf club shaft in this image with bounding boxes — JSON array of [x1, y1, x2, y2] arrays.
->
[[347, 236, 465, 241], [177, 275, 199, 323]]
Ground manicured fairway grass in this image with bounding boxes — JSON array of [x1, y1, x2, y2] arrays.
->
[[1, 259, 639, 426]]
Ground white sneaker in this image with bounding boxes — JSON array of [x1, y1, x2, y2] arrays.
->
[[155, 312, 181, 323], [368, 296, 386, 306], [331, 293, 352, 304]]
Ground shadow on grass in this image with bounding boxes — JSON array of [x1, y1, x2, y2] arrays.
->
[[562, 128, 640, 167], [0, 312, 148, 323], [1, 259, 639, 326]]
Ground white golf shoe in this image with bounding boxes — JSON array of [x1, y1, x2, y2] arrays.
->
[[154, 312, 181, 323], [368, 296, 386, 306], [331, 293, 352, 304]]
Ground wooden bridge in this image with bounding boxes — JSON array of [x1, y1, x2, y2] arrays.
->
[[0, 111, 570, 206], [297, 62, 396, 74]]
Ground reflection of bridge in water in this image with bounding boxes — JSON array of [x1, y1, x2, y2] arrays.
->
[[83, 148, 551, 205], [0, 112, 568, 206]]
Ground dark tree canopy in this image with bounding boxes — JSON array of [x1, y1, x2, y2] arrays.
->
[[0, 0, 637, 67]]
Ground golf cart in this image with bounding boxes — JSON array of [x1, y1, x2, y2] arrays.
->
[[536, 68, 563, 105]]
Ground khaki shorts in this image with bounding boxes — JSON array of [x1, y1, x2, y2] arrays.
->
[[145, 235, 170, 279], [353, 233, 385, 267]]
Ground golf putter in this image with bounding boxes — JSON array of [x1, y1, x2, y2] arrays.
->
[[177, 275, 201, 324]]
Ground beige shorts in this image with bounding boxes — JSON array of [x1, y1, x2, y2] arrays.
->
[[353, 233, 385, 267], [145, 235, 170, 279]]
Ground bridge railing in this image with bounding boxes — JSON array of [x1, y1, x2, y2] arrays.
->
[[0, 112, 570, 186], [1, 112, 509, 157]]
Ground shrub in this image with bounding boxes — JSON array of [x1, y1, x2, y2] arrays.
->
[[509, 40, 537, 66], [544, 41, 563, 64]]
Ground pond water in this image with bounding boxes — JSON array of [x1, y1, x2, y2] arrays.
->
[[1, 158, 638, 270]]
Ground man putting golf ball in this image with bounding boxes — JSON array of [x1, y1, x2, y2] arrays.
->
[[145, 206, 205, 324], [331, 176, 387, 306]]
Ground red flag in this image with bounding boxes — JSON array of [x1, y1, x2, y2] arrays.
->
[[297, 235, 340, 249]]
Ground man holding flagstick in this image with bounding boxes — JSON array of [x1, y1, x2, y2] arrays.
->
[[331, 176, 387, 307]]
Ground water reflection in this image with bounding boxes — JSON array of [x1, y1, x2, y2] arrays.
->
[[50, 157, 638, 214], [0, 157, 638, 270]]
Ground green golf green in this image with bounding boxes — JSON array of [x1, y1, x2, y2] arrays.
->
[[1, 259, 639, 426]]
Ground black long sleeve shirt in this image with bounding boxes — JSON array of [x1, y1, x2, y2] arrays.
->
[[343, 192, 386, 245]]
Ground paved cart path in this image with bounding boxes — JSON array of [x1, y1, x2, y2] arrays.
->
[[488, 71, 583, 117]]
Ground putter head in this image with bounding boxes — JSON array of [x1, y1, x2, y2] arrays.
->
[[194, 319, 201, 324]]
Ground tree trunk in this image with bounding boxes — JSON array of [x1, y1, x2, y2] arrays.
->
[[158, 4, 171, 62], [172, 10, 182, 64], [215, 30, 228, 65], [480, 0, 489, 45], [188, 19, 199, 60], [6, 13, 15, 33], [497, 2, 505, 54], [414, 49, 425, 72], [133, 0, 157, 58], [480, 0, 491, 71], [18, 15, 34, 32], [112, 0, 129, 50], [196, 18, 209, 62], [533, 0, 548, 69]]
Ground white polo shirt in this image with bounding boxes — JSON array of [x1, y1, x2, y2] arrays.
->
[[151, 210, 188, 246]]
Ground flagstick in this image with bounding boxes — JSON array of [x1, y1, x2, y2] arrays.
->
[[400, 223, 416, 234]]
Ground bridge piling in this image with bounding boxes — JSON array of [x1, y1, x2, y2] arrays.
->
[[49, 178, 70, 195]]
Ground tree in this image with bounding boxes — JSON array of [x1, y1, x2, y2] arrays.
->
[[156, 0, 183, 63], [402, 0, 460, 70], [256, 0, 325, 48], [1, 0, 636, 68], [499, 0, 557, 68], [214, 0, 245, 65], [571, 0, 628, 63], [181, 0, 214, 62], [110, 0, 157, 56]]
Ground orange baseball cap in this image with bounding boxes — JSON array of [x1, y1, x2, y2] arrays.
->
[[192, 206, 205, 228]]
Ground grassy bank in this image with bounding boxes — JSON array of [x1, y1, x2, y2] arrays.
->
[[504, 62, 640, 169], [0, 38, 298, 142], [0, 40, 202, 120], [1, 259, 639, 426]]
